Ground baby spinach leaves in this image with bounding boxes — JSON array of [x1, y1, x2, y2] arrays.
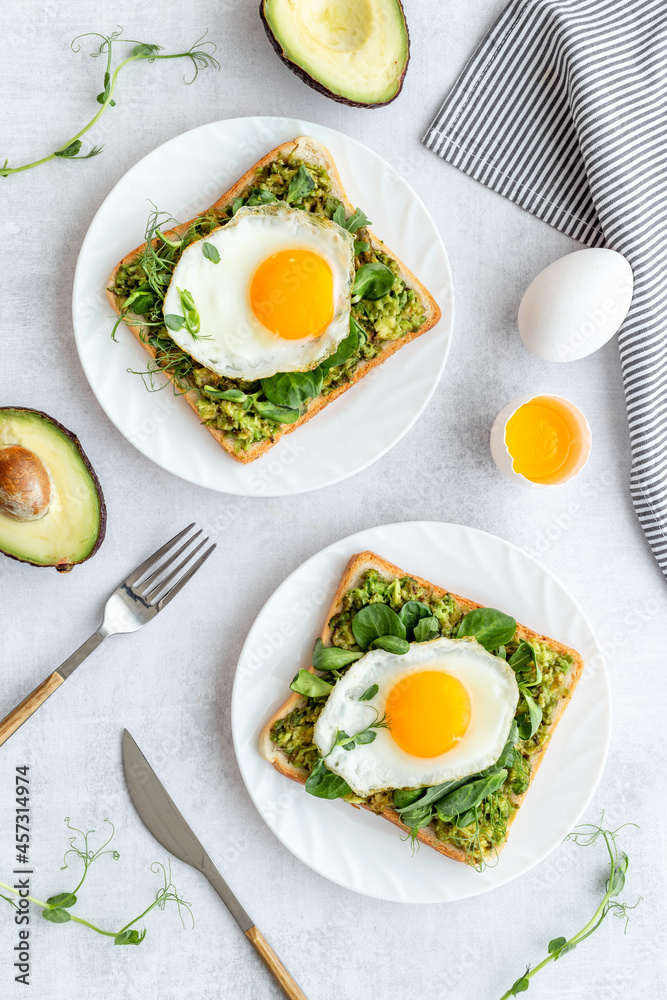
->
[[352, 604, 406, 651], [508, 641, 543, 739], [245, 189, 278, 207], [517, 691, 542, 740], [393, 788, 424, 810], [457, 607, 517, 652], [251, 398, 300, 423], [290, 669, 333, 698], [231, 197, 244, 215], [352, 262, 395, 300], [319, 317, 364, 370], [398, 600, 432, 632], [359, 684, 379, 701], [369, 635, 410, 654], [414, 616, 440, 643], [434, 770, 508, 823], [203, 386, 248, 402], [201, 242, 220, 264], [312, 639, 363, 672], [286, 164, 316, 204], [261, 368, 323, 409], [304, 758, 352, 799]]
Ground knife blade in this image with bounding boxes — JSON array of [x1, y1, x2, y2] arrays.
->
[[122, 729, 307, 1000]]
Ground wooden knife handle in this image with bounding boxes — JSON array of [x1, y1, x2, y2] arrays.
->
[[0, 672, 64, 748], [245, 925, 308, 1000]]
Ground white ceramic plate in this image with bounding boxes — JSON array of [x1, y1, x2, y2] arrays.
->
[[232, 521, 611, 903], [72, 117, 453, 496]]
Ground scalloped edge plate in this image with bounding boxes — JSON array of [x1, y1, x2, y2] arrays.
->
[[72, 117, 453, 496], [232, 521, 611, 903]]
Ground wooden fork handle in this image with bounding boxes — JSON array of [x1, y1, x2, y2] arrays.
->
[[245, 925, 308, 1000], [0, 672, 64, 747]]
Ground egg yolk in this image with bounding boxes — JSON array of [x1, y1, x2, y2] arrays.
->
[[250, 248, 334, 340], [504, 396, 584, 485], [385, 670, 471, 758]]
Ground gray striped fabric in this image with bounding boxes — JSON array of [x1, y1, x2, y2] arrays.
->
[[424, 0, 667, 580]]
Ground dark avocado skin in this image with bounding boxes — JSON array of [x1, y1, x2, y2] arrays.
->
[[259, 0, 410, 109], [0, 407, 106, 573]]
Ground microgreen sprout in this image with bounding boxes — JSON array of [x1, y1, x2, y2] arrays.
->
[[498, 820, 639, 999], [0, 818, 193, 946], [1, 29, 219, 177]]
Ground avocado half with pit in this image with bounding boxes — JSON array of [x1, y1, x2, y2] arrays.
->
[[0, 408, 106, 572], [260, 0, 410, 108]]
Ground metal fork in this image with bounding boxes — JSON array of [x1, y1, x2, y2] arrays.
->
[[0, 524, 215, 748]]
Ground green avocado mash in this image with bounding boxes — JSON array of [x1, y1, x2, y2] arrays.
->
[[269, 569, 574, 868], [109, 156, 426, 452]]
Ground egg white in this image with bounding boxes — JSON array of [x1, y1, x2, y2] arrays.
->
[[313, 636, 519, 797], [162, 203, 355, 380]]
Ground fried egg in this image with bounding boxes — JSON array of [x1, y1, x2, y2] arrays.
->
[[162, 203, 355, 380], [313, 636, 519, 797]]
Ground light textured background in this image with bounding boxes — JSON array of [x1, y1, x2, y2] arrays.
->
[[1, 1, 665, 998]]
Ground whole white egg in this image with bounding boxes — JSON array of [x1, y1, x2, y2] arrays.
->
[[518, 248, 633, 362]]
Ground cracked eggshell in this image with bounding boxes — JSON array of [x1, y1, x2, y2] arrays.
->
[[489, 394, 592, 488], [518, 249, 634, 362]]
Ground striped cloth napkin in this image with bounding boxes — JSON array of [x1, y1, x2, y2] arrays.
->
[[424, 0, 667, 581]]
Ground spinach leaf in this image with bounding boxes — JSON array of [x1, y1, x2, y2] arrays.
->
[[509, 640, 536, 672], [312, 639, 363, 672], [290, 669, 333, 698], [351, 604, 406, 651], [393, 788, 424, 810], [397, 778, 470, 827], [359, 684, 378, 701], [413, 616, 440, 643], [122, 285, 156, 315], [245, 189, 278, 206], [457, 607, 517, 651], [517, 690, 543, 739], [201, 242, 220, 264], [304, 758, 352, 800], [398, 600, 433, 633], [251, 398, 300, 423], [354, 240, 370, 255], [231, 197, 244, 215], [261, 368, 323, 408], [433, 769, 508, 822], [455, 808, 477, 828], [203, 386, 248, 402], [319, 318, 360, 371], [369, 635, 410, 654], [352, 262, 395, 300], [286, 164, 316, 204], [493, 720, 519, 771]]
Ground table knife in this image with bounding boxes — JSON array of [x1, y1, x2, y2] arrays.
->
[[122, 729, 307, 1000]]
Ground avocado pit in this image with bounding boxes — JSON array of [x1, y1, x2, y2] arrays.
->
[[0, 445, 52, 521]]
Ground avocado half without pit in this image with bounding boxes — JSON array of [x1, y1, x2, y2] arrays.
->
[[260, 0, 410, 108], [0, 408, 106, 572]]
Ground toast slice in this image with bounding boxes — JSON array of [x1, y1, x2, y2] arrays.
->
[[106, 136, 442, 464], [259, 551, 584, 865]]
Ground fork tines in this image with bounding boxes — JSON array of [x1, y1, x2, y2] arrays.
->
[[126, 523, 216, 610]]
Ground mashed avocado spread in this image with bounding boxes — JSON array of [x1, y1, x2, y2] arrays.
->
[[270, 569, 574, 867], [109, 156, 426, 452]]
